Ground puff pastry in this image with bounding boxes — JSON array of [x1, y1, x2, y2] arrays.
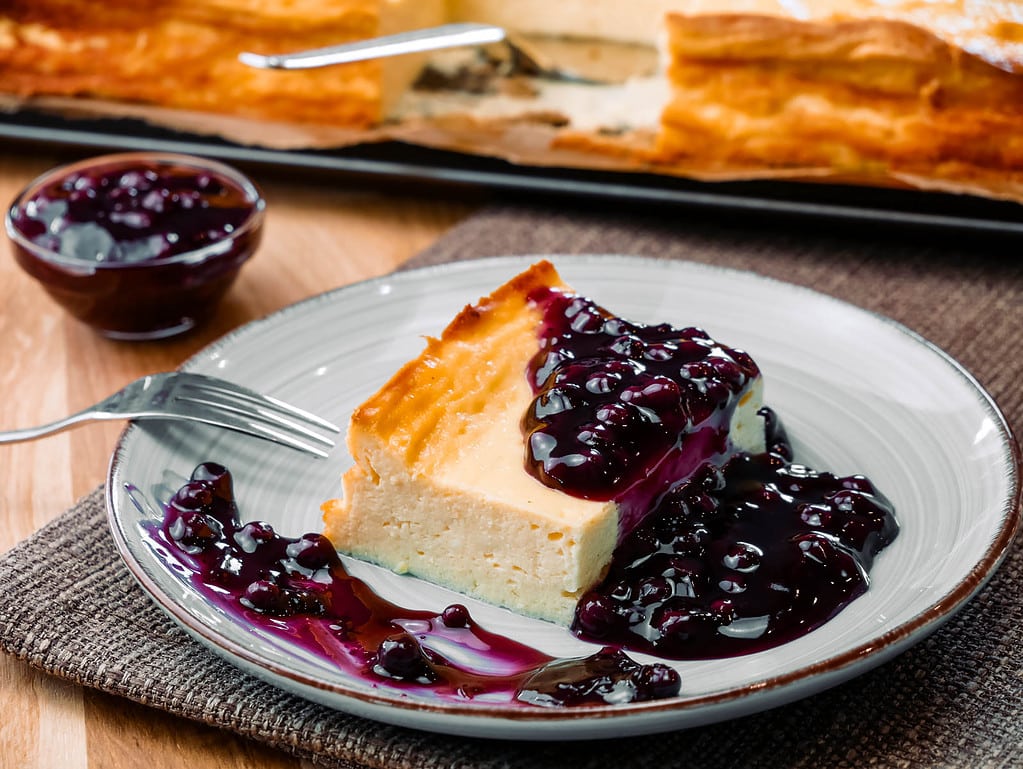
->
[[0, 0, 444, 126], [2, 0, 1022, 202], [655, 5, 1023, 199]]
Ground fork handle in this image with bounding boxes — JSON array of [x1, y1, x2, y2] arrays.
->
[[0, 411, 106, 444], [238, 22, 507, 70]]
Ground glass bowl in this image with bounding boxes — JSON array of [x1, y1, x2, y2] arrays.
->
[[5, 152, 266, 340]]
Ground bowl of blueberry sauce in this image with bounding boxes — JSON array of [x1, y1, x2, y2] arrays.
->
[[5, 152, 265, 340]]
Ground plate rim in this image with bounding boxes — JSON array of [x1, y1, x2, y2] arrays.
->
[[105, 253, 1023, 731]]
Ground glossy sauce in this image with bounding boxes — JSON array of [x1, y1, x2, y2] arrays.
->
[[7, 154, 264, 339], [573, 435, 899, 657], [10, 159, 255, 264], [150, 463, 681, 707], [520, 289, 898, 657], [523, 287, 759, 537]]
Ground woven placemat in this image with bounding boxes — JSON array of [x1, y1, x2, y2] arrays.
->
[[2, 202, 1021, 769]]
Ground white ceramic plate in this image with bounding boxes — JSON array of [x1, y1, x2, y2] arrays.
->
[[107, 255, 1020, 740]]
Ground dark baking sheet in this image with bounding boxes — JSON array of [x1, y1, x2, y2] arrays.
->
[[3, 108, 1023, 237]]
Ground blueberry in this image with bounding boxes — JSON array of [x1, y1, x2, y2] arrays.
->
[[794, 532, 839, 566], [691, 463, 726, 492], [688, 491, 718, 515], [608, 580, 635, 602], [595, 402, 633, 427], [441, 604, 471, 628], [170, 480, 213, 512], [642, 342, 676, 362], [717, 575, 747, 594], [168, 510, 221, 550], [703, 379, 732, 406], [567, 306, 606, 333], [636, 576, 673, 606], [722, 542, 762, 572], [679, 361, 715, 380], [620, 376, 681, 411], [190, 462, 233, 503], [632, 663, 681, 701], [670, 527, 709, 556], [140, 189, 167, 213], [585, 371, 619, 394], [532, 385, 581, 419], [709, 598, 736, 622], [798, 502, 831, 528], [287, 533, 338, 571], [608, 334, 646, 358], [288, 587, 329, 616], [233, 521, 275, 553], [840, 476, 877, 494], [241, 579, 286, 614], [674, 339, 711, 363], [730, 349, 759, 376], [708, 357, 745, 386], [574, 593, 623, 638], [615, 528, 662, 567], [374, 633, 433, 681]]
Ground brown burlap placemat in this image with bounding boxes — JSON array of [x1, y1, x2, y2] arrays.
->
[[1, 202, 1021, 768]]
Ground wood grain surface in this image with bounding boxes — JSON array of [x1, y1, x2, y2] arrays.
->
[[0, 147, 476, 768]]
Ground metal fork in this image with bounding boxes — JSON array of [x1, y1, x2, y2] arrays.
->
[[238, 22, 601, 84], [0, 372, 339, 458]]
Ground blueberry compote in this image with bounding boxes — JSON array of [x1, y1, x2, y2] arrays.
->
[[574, 444, 899, 658], [11, 159, 255, 264], [152, 463, 681, 708], [7, 153, 264, 339], [523, 288, 760, 536], [524, 289, 898, 658]]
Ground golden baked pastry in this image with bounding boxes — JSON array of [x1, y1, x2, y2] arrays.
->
[[2, 0, 1022, 201], [654, 4, 1023, 199], [0, 0, 444, 127]]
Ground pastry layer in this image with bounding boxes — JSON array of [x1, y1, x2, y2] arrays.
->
[[5, 1, 1020, 200], [0, 0, 444, 126], [654, 9, 1023, 197]]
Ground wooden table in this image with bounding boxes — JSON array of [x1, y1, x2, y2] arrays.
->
[[0, 147, 478, 767]]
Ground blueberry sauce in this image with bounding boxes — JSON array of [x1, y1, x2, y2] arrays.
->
[[523, 289, 898, 658], [573, 443, 898, 658], [150, 463, 681, 708], [7, 154, 264, 339], [10, 159, 256, 264], [523, 288, 759, 537]]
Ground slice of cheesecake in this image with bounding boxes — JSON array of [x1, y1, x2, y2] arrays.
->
[[322, 261, 765, 624]]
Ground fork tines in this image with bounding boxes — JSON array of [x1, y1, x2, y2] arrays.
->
[[177, 374, 340, 458]]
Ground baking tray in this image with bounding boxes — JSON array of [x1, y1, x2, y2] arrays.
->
[[3, 108, 1023, 237]]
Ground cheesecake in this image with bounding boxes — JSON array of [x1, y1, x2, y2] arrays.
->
[[322, 261, 766, 625]]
